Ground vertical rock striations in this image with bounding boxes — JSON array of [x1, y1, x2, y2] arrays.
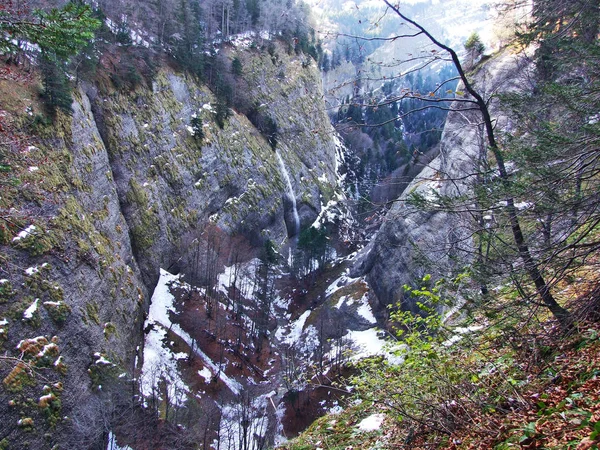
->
[[353, 48, 534, 314], [0, 40, 339, 448]]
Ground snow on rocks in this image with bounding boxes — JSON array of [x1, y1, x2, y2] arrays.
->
[[274, 309, 321, 362], [12, 225, 36, 242], [335, 294, 349, 309], [22, 299, 39, 320], [17, 336, 47, 352], [325, 271, 362, 297], [24, 263, 48, 276], [356, 294, 377, 324], [36, 342, 59, 359], [275, 309, 310, 345], [94, 352, 115, 366], [311, 191, 355, 240], [333, 289, 375, 325]]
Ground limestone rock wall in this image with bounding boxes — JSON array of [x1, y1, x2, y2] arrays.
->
[[354, 48, 534, 314], [0, 41, 339, 449]]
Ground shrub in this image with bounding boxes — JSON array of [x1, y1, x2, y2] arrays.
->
[[231, 56, 243, 76]]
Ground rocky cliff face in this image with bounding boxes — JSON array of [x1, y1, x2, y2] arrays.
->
[[0, 40, 339, 448], [353, 48, 534, 314], [85, 43, 339, 287]]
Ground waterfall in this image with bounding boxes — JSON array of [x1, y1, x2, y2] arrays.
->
[[275, 150, 300, 238]]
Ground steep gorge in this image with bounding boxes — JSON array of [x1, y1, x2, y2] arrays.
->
[[353, 47, 534, 314], [0, 39, 342, 449], [0, 13, 545, 450]]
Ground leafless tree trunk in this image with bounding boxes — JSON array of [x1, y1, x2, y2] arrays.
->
[[383, 0, 570, 325]]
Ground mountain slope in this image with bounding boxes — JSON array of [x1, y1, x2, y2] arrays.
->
[[0, 39, 340, 449]]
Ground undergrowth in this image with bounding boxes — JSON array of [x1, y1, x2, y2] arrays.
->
[[279, 275, 600, 450]]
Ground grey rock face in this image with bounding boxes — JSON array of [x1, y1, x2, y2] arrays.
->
[[357, 48, 534, 314], [84, 47, 339, 288], [0, 42, 339, 449]]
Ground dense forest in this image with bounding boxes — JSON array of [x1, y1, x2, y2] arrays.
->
[[317, 0, 467, 208], [1, 0, 323, 116]]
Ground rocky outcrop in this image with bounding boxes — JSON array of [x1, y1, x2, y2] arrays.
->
[[354, 47, 534, 313], [84, 43, 339, 288], [0, 40, 339, 449]]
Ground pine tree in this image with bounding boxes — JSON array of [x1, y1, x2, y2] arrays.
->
[[39, 53, 73, 114], [464, 32, 485, 68], [231, 56, 243, 76], [0, 2, 100, 58], [1, 2, 99, 114]]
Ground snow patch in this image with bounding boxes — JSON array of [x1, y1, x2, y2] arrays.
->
[[36, 343, 58, 358], [514, 201, 533, 210], [94, 353, 115, 366], [276, 309, 310, 345], [357, 413, 385, 432], [141, 269, 241, 398], [23, 299, 39, 320], [326, 272, 362, 297], [198, 367, 212, 383], [140, 270, 190, 406], [356, 294, 377, 324], [328, 403, 343, 414], [106, 431, 134, 450], [272, 294, 290, 312], [335, 295, 348, 309], [43, 301, 63, 307], [337, 328, 404, 365], [12, 225, 36, 242], [442, 325, 484, 347]]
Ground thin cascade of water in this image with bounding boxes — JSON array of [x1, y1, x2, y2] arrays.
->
[[275, 149, 300, 238]]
